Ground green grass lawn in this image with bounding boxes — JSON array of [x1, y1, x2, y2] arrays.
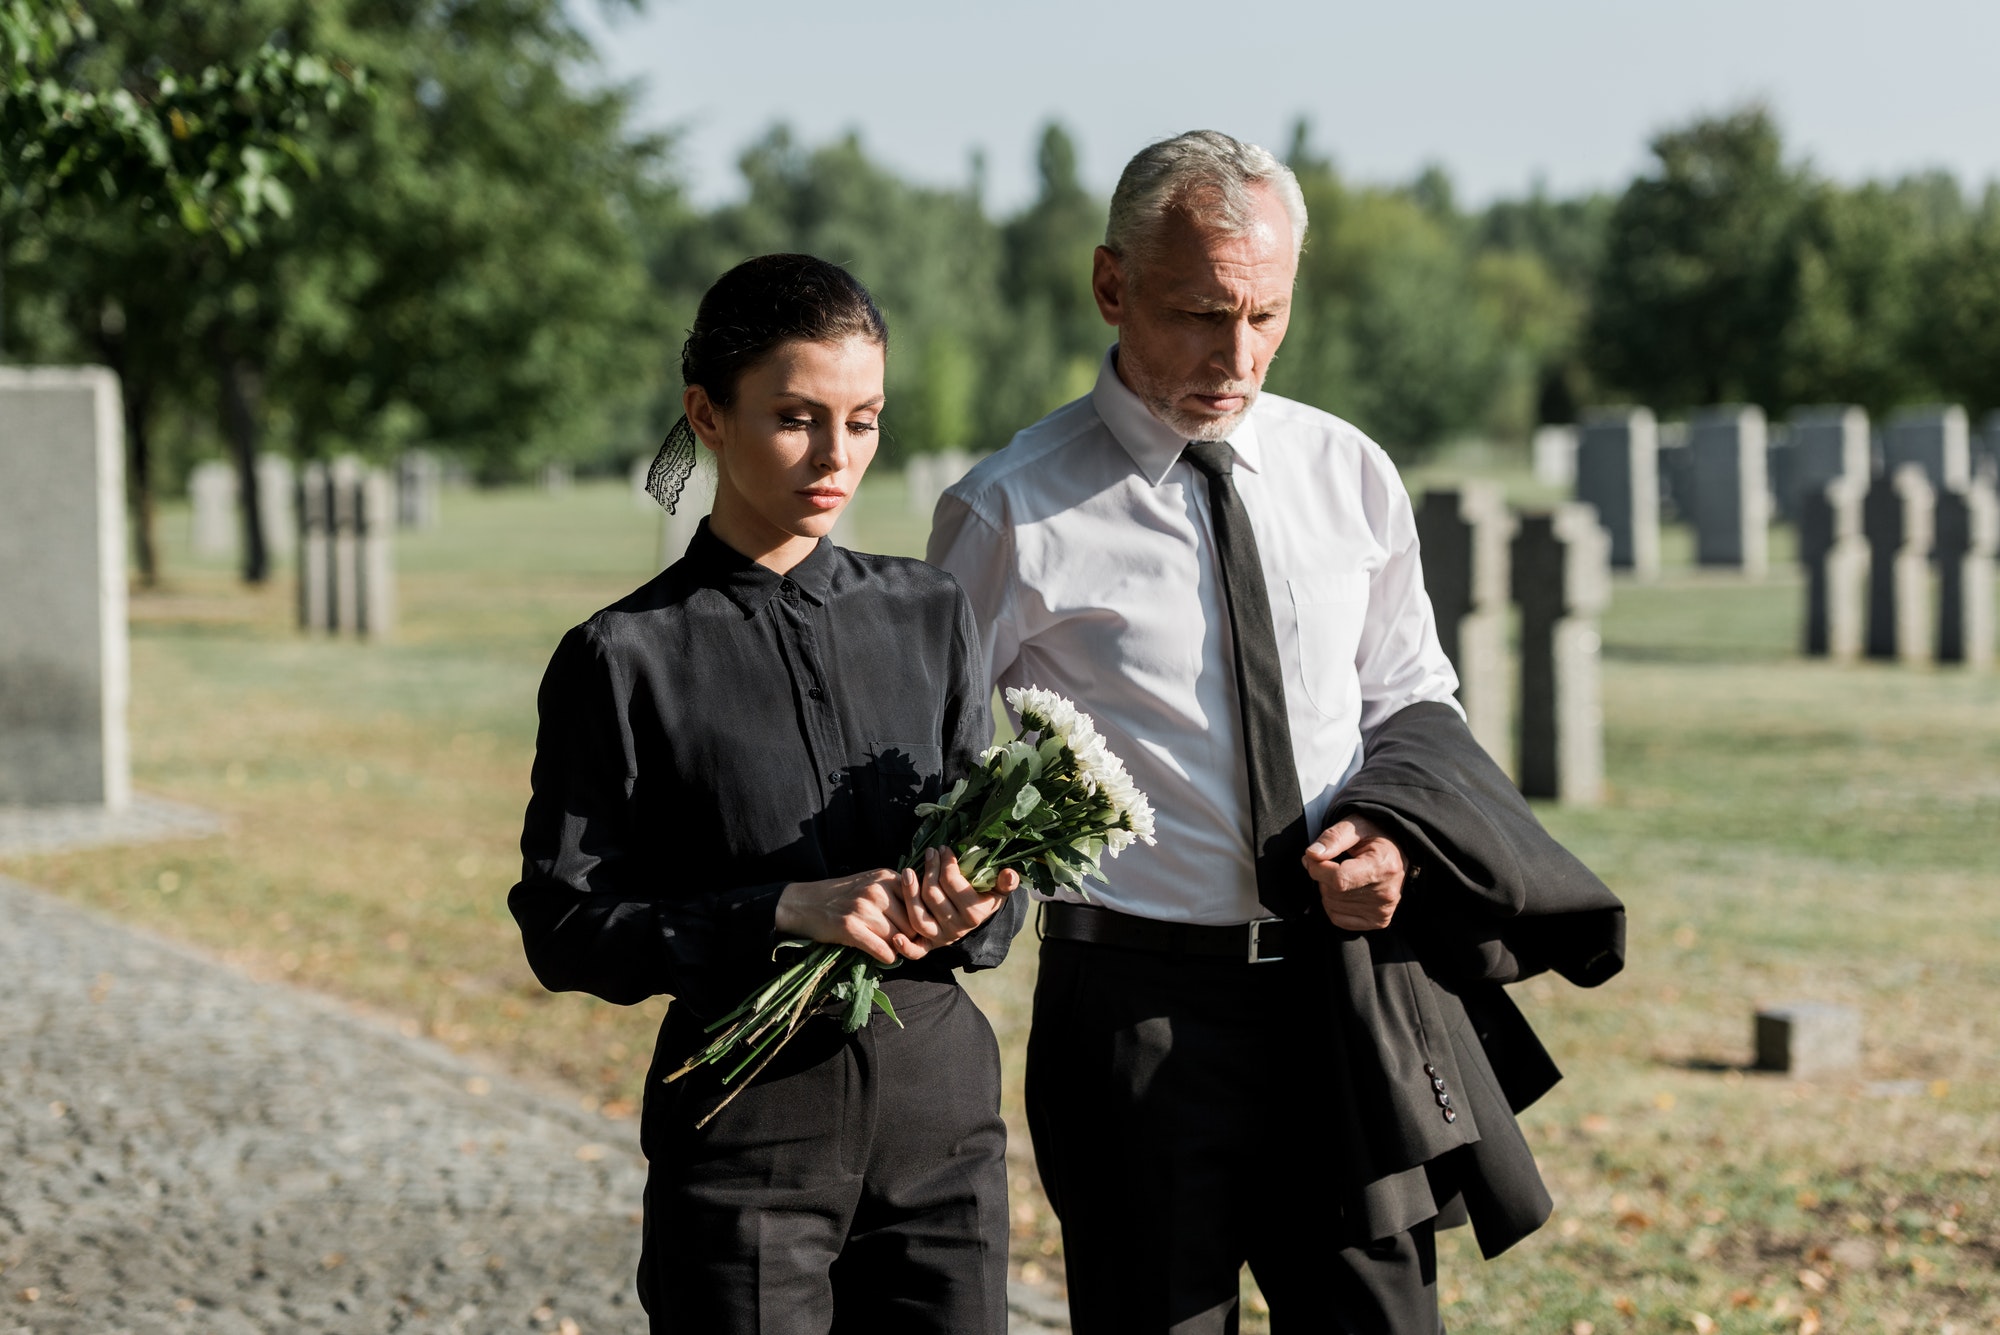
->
[[5, 470, 1996, 1334]]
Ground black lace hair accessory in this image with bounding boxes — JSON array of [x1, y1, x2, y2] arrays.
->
[[645, 415, 699, 514]]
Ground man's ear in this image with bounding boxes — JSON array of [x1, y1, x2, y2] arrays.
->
[[1091, 246, 1126, 328], [683, 384, 724, 454]]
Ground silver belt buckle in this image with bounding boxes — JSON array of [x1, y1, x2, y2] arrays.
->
[[1246, 916, 1283, 964]]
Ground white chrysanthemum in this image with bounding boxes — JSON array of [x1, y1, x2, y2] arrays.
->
[[1005, 686, 1081, 745]]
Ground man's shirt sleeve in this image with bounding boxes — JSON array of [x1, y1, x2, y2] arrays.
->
[[927, 489, 1023, 695]]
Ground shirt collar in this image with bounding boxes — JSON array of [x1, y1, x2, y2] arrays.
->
[[685, 518, 834, 614], [1090, 344, 1266, 486]]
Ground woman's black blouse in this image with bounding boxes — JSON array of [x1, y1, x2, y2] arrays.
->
[[511, 521, 1025, 1014]]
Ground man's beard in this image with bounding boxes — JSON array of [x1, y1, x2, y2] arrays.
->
[[1124, 360, 1261, 441]]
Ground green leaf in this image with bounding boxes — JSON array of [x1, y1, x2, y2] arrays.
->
[[871, 987, 902, 1028], [1011, 782, 1042, 821]]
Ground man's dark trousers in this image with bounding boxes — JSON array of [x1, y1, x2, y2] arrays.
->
[[1027, 937, 1442, 1335]]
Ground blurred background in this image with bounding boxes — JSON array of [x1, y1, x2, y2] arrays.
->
[[3, 2, 1997, 1333]]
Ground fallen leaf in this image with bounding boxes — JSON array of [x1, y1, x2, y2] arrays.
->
[[1797, 1268, 1827, 1293], [1690, 1314, 1716, 1334], [1728, 1289, 1757, 1308], [464, 1077, 491, 1097], [17, 1288, 40, 1303], [559, 1319, 582, 1335], [1798, 1309, 1822, 1335], [1617, 1211, 1652, 1231], [1571, 1321, 1595, 1335], [574, 1143, 607, 1162], [1654, 1091, 1677, 1111], [1582, 1114, 1612, 1134], [1614, 1295, 1637, 1317]]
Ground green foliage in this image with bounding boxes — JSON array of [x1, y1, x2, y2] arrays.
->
[[0, 0, 357, 249]]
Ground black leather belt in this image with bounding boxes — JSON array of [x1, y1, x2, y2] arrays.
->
[[1041, 901, 1293, 963]]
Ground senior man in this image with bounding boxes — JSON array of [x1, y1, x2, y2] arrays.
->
[[929, 131, 1622, 1333]]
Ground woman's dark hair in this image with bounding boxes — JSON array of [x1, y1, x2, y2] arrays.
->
[[681, 253, 888, 407]]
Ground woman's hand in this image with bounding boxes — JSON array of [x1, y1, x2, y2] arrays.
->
[[895, 848, 1020, 951], [774, 869, 929, 965]]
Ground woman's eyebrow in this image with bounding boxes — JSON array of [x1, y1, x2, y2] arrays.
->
[[772, 392, 886, 411]]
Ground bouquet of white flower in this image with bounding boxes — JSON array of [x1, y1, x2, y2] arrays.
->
[[668, 687, 1154, 1125]]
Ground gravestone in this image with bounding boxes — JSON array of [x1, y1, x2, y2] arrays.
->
[[1511, 502, 1610, 805], [189, 460, 238, 558], [1864, 465, 1935, 664], [1798, 477, 1867, 661], [1765, 431, 1798, 524], [396, 450, 442, 530], [298, 458, 395, 640], [1654, 421, 1693, 525], [1977, 411, 2000, 484], [1755, 1003, 1860, 1078], [1531, 425, 1578, 489], [298, 462, 331, 631], [656, 464, 718, 570], [539, 462, 572, 493], [1883, 405, 1970, 495], [906, 448, 977, 518], [330, 455, 363, 634], [358, 466, 396, 639], [0, 366, 131, 809], [1788, 406, 1870, 522], [1935, 477, 1998, 668], [1576, 407, 1659, 579], [1416, 484, 1515, 772], [257, 453, 296, 558], [1690, 405, 1769, 574]]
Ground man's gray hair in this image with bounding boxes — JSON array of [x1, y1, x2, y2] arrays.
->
[[1104, 130, 1308, 271]]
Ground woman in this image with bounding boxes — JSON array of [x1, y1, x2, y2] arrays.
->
[[510, 254, 1024, 1334]]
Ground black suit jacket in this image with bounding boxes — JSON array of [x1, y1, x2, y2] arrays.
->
[[1305, 700, 1625, 1256]]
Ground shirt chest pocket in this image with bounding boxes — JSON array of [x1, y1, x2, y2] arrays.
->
[[1286, 573, 1371, 719]]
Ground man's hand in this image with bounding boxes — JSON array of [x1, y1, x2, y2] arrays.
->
[[897, 848, 1020, 950], [775, 869, 930, 965], [1301, 814, 1406, 931]]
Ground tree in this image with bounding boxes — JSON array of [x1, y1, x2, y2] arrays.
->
[[1586, 105, 1807, 411]]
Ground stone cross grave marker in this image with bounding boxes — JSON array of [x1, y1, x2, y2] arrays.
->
[[1798, 476, 1867, 661], [296, 457, 395, 639], [1416, 484, 1515, 773], [189, 460, 238, 558], [1864, 465, 1935, 664], [1576, 407, 1659, 579], [1884, 405, 1970, 495], [0, 367, 130, 809], [1690, 404, 1770, 574], [1978, 411, 2000, 484], [1512, 502, 1610, 805], [1935, 475, 1998, 669]]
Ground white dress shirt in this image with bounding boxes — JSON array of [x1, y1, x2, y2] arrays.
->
[[927, 348, 1462, 926]]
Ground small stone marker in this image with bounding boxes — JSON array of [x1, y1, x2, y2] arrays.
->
[[396, 450, 442, 530], [1654, 422, 1693, 525], [1884, 405, 1970, 495], [1531, 425, 1578, 488], [257, 453, 296, 558], [906, 448, 976, 518], [298, 461, 331, 631], [0, 366, 131, 809], [1977, 411, 2000, 484], [1416, 484, 1516, 772], [1798, 477, 1867, 661], [656, 465, 717, 570], [1935, 476, 1998, 668], [1864, 465, 1936, 664], [189, 460, 238, 558], [539, 462, 572, 493], [1512, 502, 1610, 805], [1755, 1002, 1861, 1078], [1690, 404, 1770, 574], [1576, 407, 1659, 579], [297, 457, 394, 640]]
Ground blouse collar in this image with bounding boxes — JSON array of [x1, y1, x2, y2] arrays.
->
[[685, 518, 835, 614]]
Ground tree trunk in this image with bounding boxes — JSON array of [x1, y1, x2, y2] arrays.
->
[[127, 383, 159, 586], [219, 348, 269, 584]]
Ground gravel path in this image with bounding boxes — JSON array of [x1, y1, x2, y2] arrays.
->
[[0, 875, 1066, 1334]]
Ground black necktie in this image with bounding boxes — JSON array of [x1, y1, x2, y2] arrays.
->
[[1182, 441, 1314, 920]]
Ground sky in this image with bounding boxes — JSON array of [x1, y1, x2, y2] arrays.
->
[[567, 0, 2000, 214]]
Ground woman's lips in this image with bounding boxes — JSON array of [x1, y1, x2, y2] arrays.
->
[[799, 488, 846, 511]]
